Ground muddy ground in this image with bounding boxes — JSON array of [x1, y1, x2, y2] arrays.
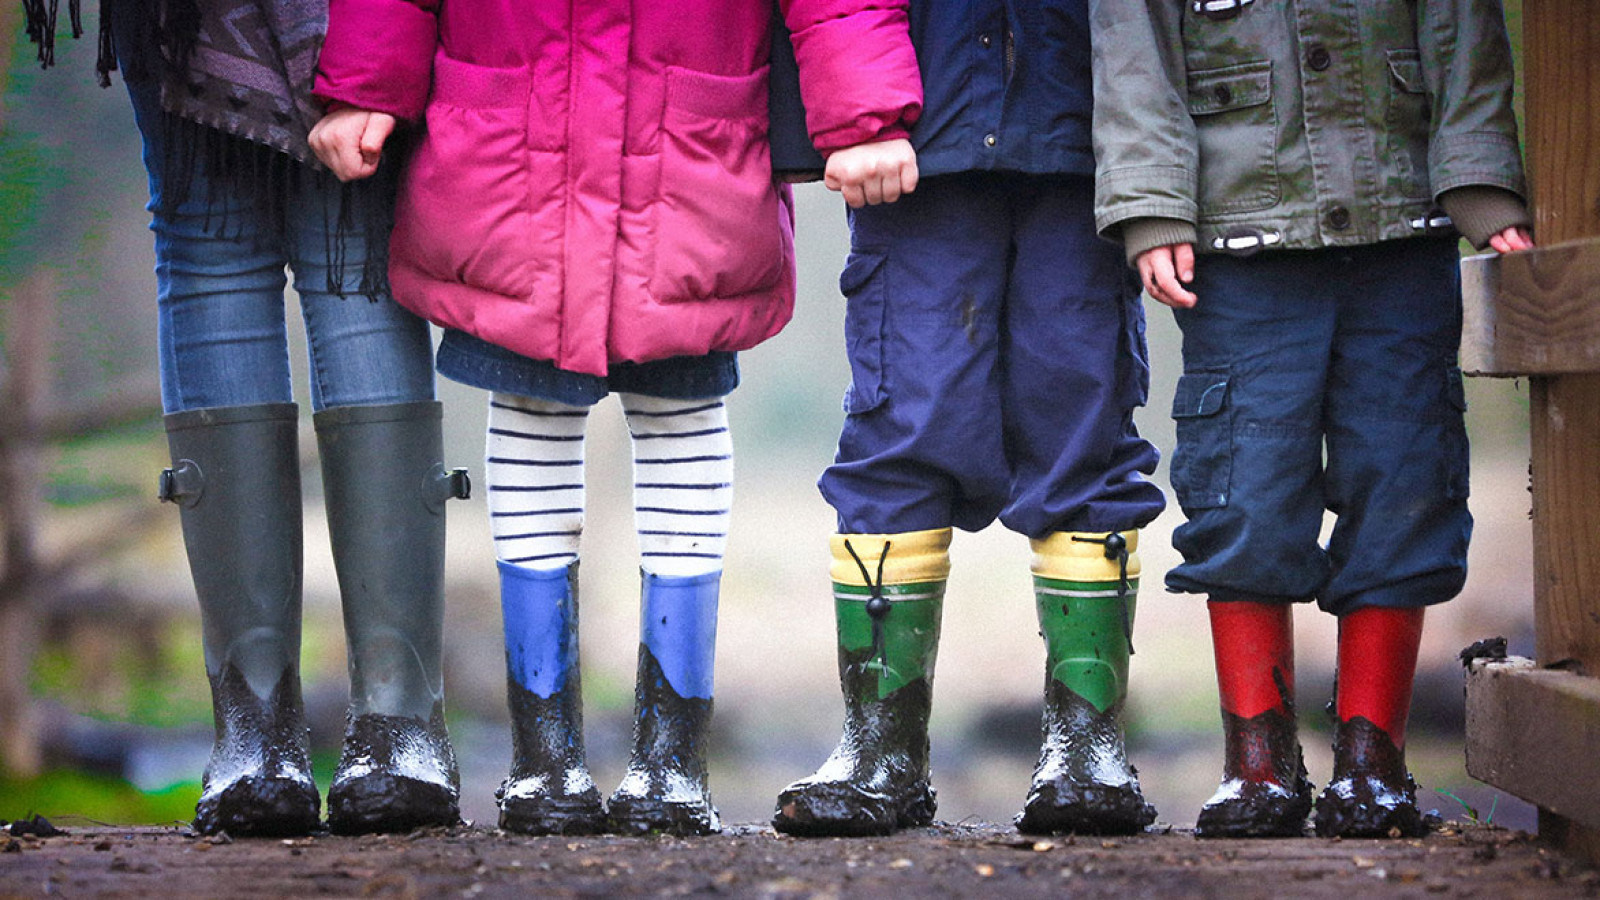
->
[[1, 820, 1596, 899]]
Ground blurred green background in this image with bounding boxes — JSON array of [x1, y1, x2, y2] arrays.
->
[[0, 5, 1538, 833]]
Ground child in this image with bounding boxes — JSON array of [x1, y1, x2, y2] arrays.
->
[[770, 2, 1169, 837], [310, 1, 922, 836], [1091, 0, 1533, 838]]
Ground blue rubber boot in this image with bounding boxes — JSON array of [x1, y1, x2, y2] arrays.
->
[[607, 570, 722, 836], [497, 560, 606, 835]]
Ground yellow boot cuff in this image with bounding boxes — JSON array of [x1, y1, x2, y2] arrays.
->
[[1030, 530, 1141, 583], [830, 528, 953, 586]]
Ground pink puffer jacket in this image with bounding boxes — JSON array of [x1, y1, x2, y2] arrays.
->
[[315, 1, 921, 376]]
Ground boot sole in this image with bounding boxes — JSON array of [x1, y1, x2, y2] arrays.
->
[[328, 773, 460, 835], [194, 775, 320, 838], [772, 780, 935, 837]]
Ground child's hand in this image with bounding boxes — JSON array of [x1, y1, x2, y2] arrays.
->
[[308, 107, 396, 182], [1136, 243, 1199, 309], [824, 138, 918, 208], [1489, 225, 1535, 254]]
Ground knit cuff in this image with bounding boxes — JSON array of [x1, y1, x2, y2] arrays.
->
[[1438, 186, 1532, 250], [1121, 218, 1198, 267]]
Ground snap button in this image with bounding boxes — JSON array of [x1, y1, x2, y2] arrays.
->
[[980, 33, 992, 47], [1326, 205, 1351, 230], [984, 133, 997, 147], [1307, 45, 1332, 71], [1213, 84, 1232, 106]]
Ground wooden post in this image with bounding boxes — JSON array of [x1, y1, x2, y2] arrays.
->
[[1523, 0, 1600, 861]]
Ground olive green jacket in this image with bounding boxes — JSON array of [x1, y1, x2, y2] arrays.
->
[[1090, 0, 1528, 257]]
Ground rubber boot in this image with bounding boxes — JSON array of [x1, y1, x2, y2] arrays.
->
[[772, 530, 948, 837], [316, 401, 469, 834], [161, 403, 319, 837], [608, 570, 723, 836], [497, 560, 606, 834], [1314, 606, 1428, 838], [1195, 599, 1314, 838], [1017, 530, 1156, 835]]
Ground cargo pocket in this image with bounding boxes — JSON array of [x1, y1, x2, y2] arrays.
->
[[840, 251, 888, 415], [1442, 366, 1470, 499], [1385, 49, 1433, 200], [397, 53, 539, 299], [1187, 61, 1279, 214], [1170, 371, 1232, 509], [652, 65, 785, 302]]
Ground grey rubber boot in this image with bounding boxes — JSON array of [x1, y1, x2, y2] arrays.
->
[[161, 403, 319, 837], [315, 401, 470, 835]]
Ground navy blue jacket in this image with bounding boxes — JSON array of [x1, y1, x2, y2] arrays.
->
[[770, 0, 1096, 178]]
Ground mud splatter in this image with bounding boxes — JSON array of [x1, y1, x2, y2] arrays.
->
[[1195, 708, 1313, 838], [193, 663, 318, 837], [607, 646, 719, 836], [498, 673, 605, 835], [327, 704, 459, 835], [1017, 683, 1154, 835], [1313, 716, 1427, 838]]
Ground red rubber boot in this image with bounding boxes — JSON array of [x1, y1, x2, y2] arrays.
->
[[1314, 606, 1428, 838], [1195, 600, 1313, 838]]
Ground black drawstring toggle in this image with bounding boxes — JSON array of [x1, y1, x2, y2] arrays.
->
[[843, 539, 892, 669], [1071, 532, 1135, 656]]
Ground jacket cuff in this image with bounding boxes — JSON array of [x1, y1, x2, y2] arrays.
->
[[313, 0, 439, 122], [1438, 186, 1532, 250], [1429, 132, 1528, 198], [1121, 218, 1198, 267], [787, 7, 923, 155], [1094, 165, 1197, 240]]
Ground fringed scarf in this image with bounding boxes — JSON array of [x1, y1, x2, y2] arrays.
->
[[24, 0, 392, 301]]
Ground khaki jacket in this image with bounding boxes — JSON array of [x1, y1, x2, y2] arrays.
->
[[1091, 0, 1527, 255]]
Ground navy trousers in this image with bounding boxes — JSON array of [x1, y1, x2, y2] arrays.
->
[[819, 173, 1165, 539], [1167, 238, 1471, 615]]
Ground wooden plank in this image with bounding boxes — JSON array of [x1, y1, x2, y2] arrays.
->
[[1460, 239, 1600, 376], [1465, 657, 1600, 830], [1523, 0, 1600, 858]]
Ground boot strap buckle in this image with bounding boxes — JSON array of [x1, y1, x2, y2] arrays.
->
[[158, 460, 204, 507]]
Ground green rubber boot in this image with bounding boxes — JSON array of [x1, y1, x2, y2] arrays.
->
[[773, 530, 948, 837], [1016, 530, 1157, 835], [161, 403, 319, 837], [316, 401, 470, 834]]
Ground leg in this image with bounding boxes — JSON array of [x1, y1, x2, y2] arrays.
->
[[129, 70, 317, 835], [1195, 599, 1313, 837], [485, 393, 605, 835], [1002, 176, 1163, 834], [1018, 530, 1156, 834], [606, 393, 733, 836], [1314, 238, 1465, 838], [773, 530, 949, 836]]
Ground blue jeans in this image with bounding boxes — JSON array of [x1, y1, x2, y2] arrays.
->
[[819, 173, 1165, 539], [1167, 238, 1471, 615], [123, 75, 434, 414]]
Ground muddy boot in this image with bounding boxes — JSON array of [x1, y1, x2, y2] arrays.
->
[[773, 530, 948, 837], [497, 561, 606, 835], [607, 571, 722, 836], [1314, 607, 1428, 838], [1017, 531, 1156, 835], [1196, 600, 1313, 838], [316, 402, 470, 835], [162, 403, 320, 837]]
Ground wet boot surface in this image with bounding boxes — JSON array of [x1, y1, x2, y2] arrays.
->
[[1314, 716, 1427, 839], [607, 648, 720, 837], [773, 648, 937, 838], [1017, 684, 1155, 836], [498, 676, 605, 836], [1195, 708, 1315, 838], [193, 664, 319, 838], [327, 706, 461, 835]]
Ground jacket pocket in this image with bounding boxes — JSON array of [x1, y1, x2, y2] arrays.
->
[[651, 66, 785, 302], [840, 251, 888, 415], [1187, 61, 1279, 214], [1170, 371, 1232, 509], [397, 53, 540, 300], [1385, 49, 1433, 200]]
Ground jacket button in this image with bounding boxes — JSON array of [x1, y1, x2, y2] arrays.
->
[[1213, 84, 1233, 106], [1307, 45, 1332, 71], [984, 133, 997, 147], [1326, 205, 1351, 230]]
